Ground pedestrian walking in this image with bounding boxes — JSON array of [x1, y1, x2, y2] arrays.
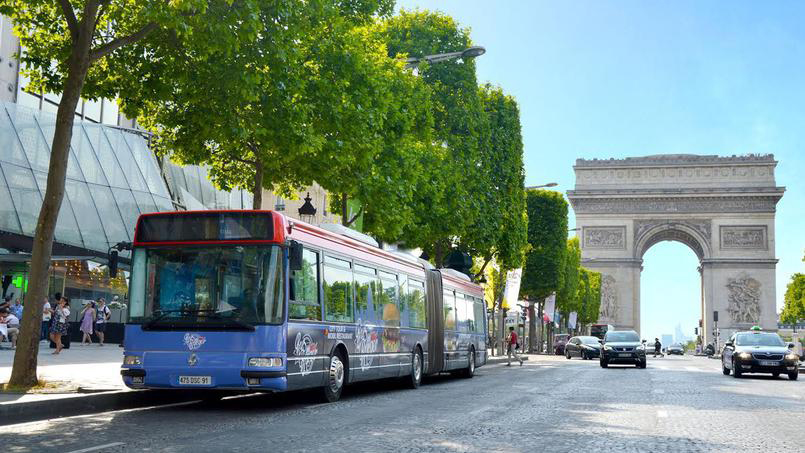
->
[[654, 338, 662, 358], [41, 295, 54, 341], [50, 297, 70, 354], [0, 308, 19, 348], [79, 301, 96, 345], [506, 326, 524, 366], [94, 298, 111, 346]]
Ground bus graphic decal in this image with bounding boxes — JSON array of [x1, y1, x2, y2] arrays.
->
[[293, 332, 318, 376], [355, 321, 378, 370], [183, 333, 206, 351]]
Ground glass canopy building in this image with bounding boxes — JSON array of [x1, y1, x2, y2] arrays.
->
[[0, 101, 253, 304]]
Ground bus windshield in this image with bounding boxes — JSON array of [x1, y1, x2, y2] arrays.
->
[[129, 245, 284, 328]]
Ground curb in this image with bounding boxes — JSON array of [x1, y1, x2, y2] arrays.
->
[[0, 389, 204, 426], [486, 356, 531, 365]]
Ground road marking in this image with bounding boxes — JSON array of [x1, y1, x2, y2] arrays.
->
[[652, 389, 665, 394], [685, 366, 700, 372], [66, 443, 125, 453], [657, 410, 668, 418], [469, 405, 493, 415]]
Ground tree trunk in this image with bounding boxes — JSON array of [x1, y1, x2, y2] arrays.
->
[[528, 301, 536, 353], [497, 298, 505, 356], [340, 193, 348, 225], [8, 4, 98, 387], [252, 161, 263, 210], [434, 242, 445, 268], [536, 300, 544, 353]]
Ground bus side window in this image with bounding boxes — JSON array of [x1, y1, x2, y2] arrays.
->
[[443, 290, 456, 331], [323, 257, 354, 323], [289, 249, 321, 321], [473, 298, 485, 334], [378, 270, 399, 327], [407, 279, 426, 329]]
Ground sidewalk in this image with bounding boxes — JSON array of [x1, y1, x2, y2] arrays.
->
[[0, 342, 145, 425]]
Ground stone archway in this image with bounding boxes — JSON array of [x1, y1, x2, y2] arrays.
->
[[567, 154, 784, 346]]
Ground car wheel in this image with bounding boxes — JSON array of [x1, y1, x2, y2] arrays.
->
[[789, 370, 799, 381], [321, 352, 346, 403], [722, 364, 730, 375], [407, 348, 423, 389], [582, 351, 588, 360], [772, 372, 780, 379], [638, 359, 647, 369], [600, 359, 608, 368], [732, 359, 742, 379], [566, 350, 571, 360]]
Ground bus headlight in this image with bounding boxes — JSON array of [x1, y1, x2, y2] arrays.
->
[[248, 357, 282, 368], [124, 355, 142, 366]]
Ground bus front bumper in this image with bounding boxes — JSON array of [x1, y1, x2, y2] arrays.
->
[[121, 351, 288, 391]]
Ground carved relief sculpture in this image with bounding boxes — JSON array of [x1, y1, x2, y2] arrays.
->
[[720, 226, 767, 250], [599, 275, 619, 322], [725, 273, 761, 324], [584, 227, 625, 249]]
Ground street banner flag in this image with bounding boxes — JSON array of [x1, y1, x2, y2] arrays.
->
[[568, 311, 577, 329], [502, 268, 522, 307], [543, 293, 556, 322]]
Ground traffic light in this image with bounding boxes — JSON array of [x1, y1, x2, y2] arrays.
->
[[694, 327, 698, 336]]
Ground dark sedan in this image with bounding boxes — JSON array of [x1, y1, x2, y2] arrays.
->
[[600, 330, 647, 368], [722, 330, 799, 380], [565, 336, 601, 360], [667, 344, 684, 355]]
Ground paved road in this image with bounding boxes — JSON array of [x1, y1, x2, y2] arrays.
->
[[6, 355, 804, 452]]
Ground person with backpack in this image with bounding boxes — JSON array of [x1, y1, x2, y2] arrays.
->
[[94, 298, 111, 346], [506, 326, 524, 366], [654, 338, 663, 357]]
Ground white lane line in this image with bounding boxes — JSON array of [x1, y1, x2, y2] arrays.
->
[[652, 389, 665, 394], [66, 443, 125, 453], [657, 410, 668, 418], [469, 405, 493, 415], [685, 366, 700, 372]]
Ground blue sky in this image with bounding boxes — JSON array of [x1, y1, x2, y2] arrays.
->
[[398, 1, 805, 340]]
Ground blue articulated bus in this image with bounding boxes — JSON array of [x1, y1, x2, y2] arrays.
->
[[121, 210, 487, 401]]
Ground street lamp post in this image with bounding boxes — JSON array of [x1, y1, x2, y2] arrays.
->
[[405, 46, 486, 69], [525, 182, 558, 189]]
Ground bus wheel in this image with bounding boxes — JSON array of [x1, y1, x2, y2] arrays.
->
[[407, 348, 423, 389], [321, 352, 346, 403], [462, 349, 476, 378]]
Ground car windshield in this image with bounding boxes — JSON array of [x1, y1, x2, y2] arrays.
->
[[128, 245, 284, 328], [735, 333, 785, 347], [605, 332, 639, 342], [580, 336, 600, 345]]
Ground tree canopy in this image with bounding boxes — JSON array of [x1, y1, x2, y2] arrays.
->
[[519, 190, 569, 301], [578, 268, 602, 326], [780, 252, 805, 324], [557, 237, 581, 316]]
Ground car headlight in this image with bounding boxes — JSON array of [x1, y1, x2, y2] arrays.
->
[[248, 357, 282, 368], [123, 355, 142, 366], [785, 353, 799, 361], [603, 345, 612, 351], [737, 352, 752, 360]]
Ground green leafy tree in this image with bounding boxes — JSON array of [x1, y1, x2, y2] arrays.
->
[[0, 0, 233, 387], [557, 237, 581, 324], [780, 253, 805, 324], [577, 268, 602, 330], [122, 1, 410, 211], [463, 84, 528, 277], [519, 189, 569, 351], [377, 9, 487, 265]]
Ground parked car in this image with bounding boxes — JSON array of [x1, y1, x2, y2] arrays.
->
[[554, 334, 570, 355], [722, 328, 799, 380], [565, 336, 601, 360], [600, 330, 647, 369], [667, 344, 684, 355]]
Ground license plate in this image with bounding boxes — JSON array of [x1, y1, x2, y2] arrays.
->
[[132, 376, 144, 384], [759, 361, 779, 367], [619, 353, 632, 357], [179, 375, 212, 385]]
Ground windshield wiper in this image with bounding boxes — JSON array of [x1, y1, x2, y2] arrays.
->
[[142, 309, 192, 330]]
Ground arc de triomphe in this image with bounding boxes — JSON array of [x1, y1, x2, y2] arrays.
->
[[567, 154, 784, 346]]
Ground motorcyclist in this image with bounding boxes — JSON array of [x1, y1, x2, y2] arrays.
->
[[654, 338, 662, 357]]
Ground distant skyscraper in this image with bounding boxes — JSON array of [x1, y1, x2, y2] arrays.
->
[[662, 334, 673, 347], [674, 323, 686, 344]]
